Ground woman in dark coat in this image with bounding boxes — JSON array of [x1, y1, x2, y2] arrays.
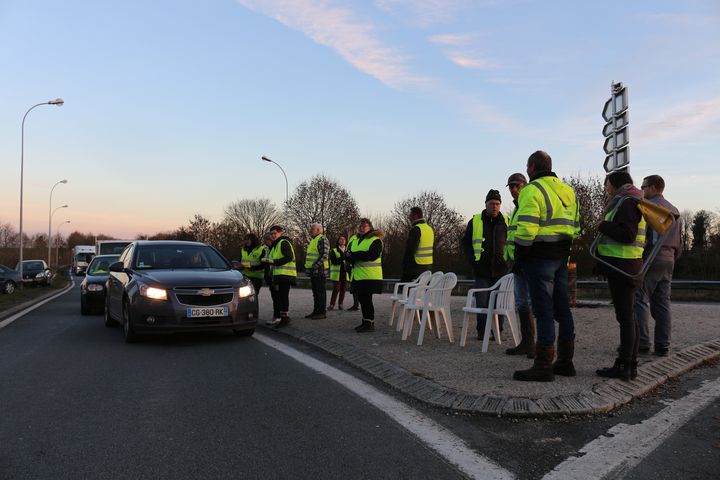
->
[[346, 218, 384, 333], [595, 170, 645, 380]]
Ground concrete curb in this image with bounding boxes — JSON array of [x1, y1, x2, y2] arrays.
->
[[263, 323, 720, 417]]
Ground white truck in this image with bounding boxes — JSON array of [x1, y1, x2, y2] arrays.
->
[[72, 245, 96, 275], [95, 239, 132, 256]]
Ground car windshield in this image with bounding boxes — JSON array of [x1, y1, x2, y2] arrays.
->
[[134, 245, 229, 270], [20, 261, 44, 270], [87, 256, 119, 275], [75, 253, 95, 263]]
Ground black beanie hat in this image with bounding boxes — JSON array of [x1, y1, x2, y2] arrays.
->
[[485, 189, 502, 203]]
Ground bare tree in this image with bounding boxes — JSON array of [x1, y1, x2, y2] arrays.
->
[[564, 174, 606, 273], [187, 213, 214, 244], [680, 209, 694, 252], [285, 174, 360, 243], [223, 198, 281, 238], [0, 221, 18, 248]]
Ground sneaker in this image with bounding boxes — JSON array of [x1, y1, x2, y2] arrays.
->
[[310, 313, 327, 320], [273, 316, 290, 330], [265, 318, 281, 326], [304, 312, 316, 319], [654, 348, 669, 357], [356, 321, 375, 333], [327, 305, 334, 311]]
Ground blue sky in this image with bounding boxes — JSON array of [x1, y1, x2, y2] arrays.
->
[[1, 0, 718, 238]]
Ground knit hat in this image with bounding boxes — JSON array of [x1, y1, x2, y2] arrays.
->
[[485, 189, 502, 203], [506, 172, 527, 186]]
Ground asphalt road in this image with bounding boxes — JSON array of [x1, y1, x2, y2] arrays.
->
[[1, 282, 718, 479], [0, 283, 463, 480]]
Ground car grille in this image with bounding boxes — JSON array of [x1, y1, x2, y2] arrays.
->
[[173, 287, 234, 307]]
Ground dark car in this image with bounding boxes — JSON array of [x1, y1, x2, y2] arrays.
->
[[0, 264, 21, 294], [80, 254, 119, 315], [15, 260, 52, 286], [105, 240, 257, 342]]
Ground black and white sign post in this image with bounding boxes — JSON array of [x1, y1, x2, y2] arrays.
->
[[602, 81, 629, 172]]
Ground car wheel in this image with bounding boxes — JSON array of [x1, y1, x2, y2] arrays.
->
[[233, 328, 255, 337], [104, 302, 115, 327], [2, 281, 15, 294], [81, 297, 89, 315], [122, 298, 138, 343]]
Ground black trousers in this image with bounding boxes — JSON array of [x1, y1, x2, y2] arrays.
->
[[270, 282, 291, 318], [330, 279, 347, 306], [310, 275, 327, 314], [607, 272, 639, 362], [358, 292, 375, 320]]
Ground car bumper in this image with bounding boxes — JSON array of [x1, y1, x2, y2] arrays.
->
[[129, 294, 258, 334], [81, 290, 106, 308]]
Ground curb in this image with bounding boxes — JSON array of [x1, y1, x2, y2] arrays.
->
[[0, 279, 74, 328], [262, 323, 720, 417]]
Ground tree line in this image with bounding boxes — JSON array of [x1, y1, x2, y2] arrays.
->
[[1, 173, 719, 279]]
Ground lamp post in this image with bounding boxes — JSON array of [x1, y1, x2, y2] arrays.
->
[[19, 98, 64, 287], [261, 155, 289, 227], [50, 204, 68, 266], [56, 220, 71, 266], [48, 179, 68, 265]]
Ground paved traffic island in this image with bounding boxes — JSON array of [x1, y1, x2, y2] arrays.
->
[[258, 289, 720, 417]]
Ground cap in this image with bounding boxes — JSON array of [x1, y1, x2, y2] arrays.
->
[[485, 189, 502, 203], [506, 173, 527, 186]]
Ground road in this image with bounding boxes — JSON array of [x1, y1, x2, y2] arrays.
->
[[1, 282, 718, 479]]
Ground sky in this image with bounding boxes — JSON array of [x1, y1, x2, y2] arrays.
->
[[1, 0, 719, 239]]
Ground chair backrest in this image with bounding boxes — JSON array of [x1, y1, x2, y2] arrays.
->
[[415, 270, 432, 285], [408, 271, 444, 304], [426, 272, 457, 306], [493, 273, 515, 310]]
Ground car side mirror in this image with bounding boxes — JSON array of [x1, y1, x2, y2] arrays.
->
[[109, 261, 125, 273]]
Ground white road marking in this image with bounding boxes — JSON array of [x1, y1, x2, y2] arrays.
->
[[0, 277, 75, 330], [544, 375, 720, 480], [255, 333, 515, 480]]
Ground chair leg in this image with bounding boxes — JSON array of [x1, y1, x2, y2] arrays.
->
[[482, 315, 493, 352], [397, 306, 407, 332], [389, 301, 397, 326], [507, 311, 520, 346], [402, 308, 415, 340], [460, 312, 469, 347], [443, 309, 454, 343], [492, 313, 502, 345], [417, 308, 429, 345]]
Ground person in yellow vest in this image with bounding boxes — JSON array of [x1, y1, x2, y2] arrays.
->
[[503, 173, 536, 359], [345, 218, 383, 333], [345, 228, 361, 311], [304, 223, 330, 320], [261, 225, 297, 329], [595, 170, 646, 381], [400, 207, 434, 282], [461, 189, 509, 340], [328, 236, 349, 310], [240, 233, 267, 296], [513, 150, 580, 382]]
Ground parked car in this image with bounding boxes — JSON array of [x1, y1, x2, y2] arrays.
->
[[15, 260, 52, 286], [0, 264, 21, 294], [105, 240, 257, 342], [80, 254, 120, 315]]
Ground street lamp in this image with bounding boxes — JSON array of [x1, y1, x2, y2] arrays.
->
[[56, 220, 71, 266], [261, 155, 289, 227], [19, 98, 64, 286], [50, 204, 68, 266], [48, 179, 68, 265]]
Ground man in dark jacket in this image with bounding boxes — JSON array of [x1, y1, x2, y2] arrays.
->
[[462, 189, 508, 339], [400, 207, 434, 282]]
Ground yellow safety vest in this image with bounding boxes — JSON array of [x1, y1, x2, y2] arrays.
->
[[351, 236, 383, 281], [269, 238, 297, 278], [597, 201, 646, 259], [504, 206, 520, 261], [241, 245, 266, 279], [514, 176, 580, 248], [329, 248, 348, 282], [413, 223, 434, 265], [304, 234, 329, 270], [471, 212, 508, 261]]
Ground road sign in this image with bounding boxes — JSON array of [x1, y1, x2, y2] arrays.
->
[[602, 82, 629, 172]]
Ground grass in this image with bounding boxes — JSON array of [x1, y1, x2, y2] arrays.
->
[[0, 271, 71, 314]]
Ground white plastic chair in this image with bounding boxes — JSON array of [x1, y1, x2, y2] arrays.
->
[[459, 274, 519, 350], [397, 271, 443, 333], [389, 270, 432, 326], [414, 272, 458, 345]]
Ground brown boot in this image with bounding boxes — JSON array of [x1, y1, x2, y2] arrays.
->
[[513, 344, 555, 382], [553, 340, 576, 376], [505, 310, 536, 358]]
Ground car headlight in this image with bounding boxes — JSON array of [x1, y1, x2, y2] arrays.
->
[[139, 284, 167, 301], [87, 284, 104, 292], [238, 284, 254, 298], [35, 272, 45, 279]]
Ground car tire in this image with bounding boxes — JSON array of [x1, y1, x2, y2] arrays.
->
[[122, 298, 138, 343], [81, 297, 89, 315], [104, 302, 115, 327], [233, 328, 255, 337], [2, 281, 15, 294]]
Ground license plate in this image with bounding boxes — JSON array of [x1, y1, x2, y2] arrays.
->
[[187, 307, 228, 318]]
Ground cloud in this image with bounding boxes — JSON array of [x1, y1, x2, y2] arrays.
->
[[375, 0, 467, 26], [445, 52, 496, 69], [236, 0, 428, 89], [430, 31, 497, 70], [634, 97, 720, 143], [429, 32, 478, 46]]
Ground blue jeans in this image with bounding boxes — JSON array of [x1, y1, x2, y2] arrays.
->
[[513, 268, 532, 314], [522, 257, 575, 346], [634, 259, 674, 350], [474, 276, 502, 333]]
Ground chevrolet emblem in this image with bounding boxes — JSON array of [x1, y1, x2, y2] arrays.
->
[[198, 288, 214, 297]]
